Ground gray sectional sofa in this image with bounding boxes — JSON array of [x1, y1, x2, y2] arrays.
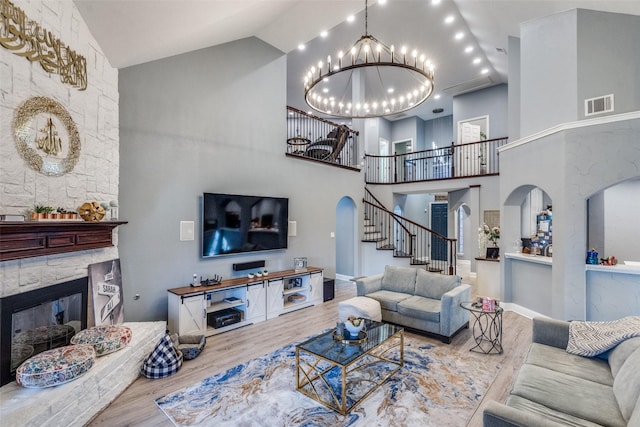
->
[[355, 265, 470, 343], [483, 317, 640, 427]]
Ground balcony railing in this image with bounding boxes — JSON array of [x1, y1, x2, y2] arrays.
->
[[286, 106, 360, 170], [364, 137, 508, 184]]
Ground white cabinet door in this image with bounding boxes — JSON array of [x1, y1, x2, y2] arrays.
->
[[309, 271, 323, 304], [266, 279, 284, 319], [178, 293, 206, 335], [246, 281, 267, 322]]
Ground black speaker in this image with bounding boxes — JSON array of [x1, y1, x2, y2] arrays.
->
[[232, 260, 266, 271]]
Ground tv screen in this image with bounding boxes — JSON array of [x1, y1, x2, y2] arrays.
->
[[202, 193, 289, 257]]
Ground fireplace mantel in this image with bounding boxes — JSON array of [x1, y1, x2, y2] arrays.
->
[[0, 221, 127, 261]]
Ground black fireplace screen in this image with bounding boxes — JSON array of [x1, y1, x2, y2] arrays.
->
[[0, 277, 88, 386]]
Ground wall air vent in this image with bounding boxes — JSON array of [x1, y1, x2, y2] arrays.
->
[[585, 94, 614, 116]]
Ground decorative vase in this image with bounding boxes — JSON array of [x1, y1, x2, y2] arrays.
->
[[344, 318, 365, 339]]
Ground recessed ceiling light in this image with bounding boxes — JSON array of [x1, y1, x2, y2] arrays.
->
[[387, 87, 395, 94], [431, 0, 441, 4], [455, 32, 464, 40], [434, 94, 441, 100], [346, 15, 355, 23], [378, 0, 387, 4], [481, 68, 489, 74], [473, 57, 482, 65], [320, 30, 328, 38], [444, 15, 455, 24], [465, 46, 474, 53], [298, 44, 305, 51]]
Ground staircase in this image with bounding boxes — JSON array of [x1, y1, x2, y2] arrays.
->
[[363, 188, 457, 275]]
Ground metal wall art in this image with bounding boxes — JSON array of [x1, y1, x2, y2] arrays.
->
[[13, 96, 81, 176], [0, 0, 88, 90]]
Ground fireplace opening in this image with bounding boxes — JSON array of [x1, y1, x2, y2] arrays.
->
[[0, 277, 88, 386]]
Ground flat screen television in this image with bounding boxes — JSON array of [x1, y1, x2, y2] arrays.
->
[[202, 193, 289, 257]]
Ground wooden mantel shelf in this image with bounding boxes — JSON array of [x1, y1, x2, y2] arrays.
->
[[0, 221, 127, 262]]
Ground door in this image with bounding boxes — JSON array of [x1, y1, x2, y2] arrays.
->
[[246, 281, 266, 322], [379, 137, 389, 183], [266, 279, 284, 319], [309, 272, 323, 304], [179, 293, 205, 335], [393, 139, 412, 182], [430, 202, 448, 262]]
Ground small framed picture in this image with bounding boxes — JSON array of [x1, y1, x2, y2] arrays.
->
[[486, 247, 500, 260], [294, 257, 307, 272]]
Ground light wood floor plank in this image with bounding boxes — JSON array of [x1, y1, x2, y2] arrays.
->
[[89, 271, 532, 427]]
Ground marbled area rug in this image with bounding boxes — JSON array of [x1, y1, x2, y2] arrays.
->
[[156, 334, 501, 427]]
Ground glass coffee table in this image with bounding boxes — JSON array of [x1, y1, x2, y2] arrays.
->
[[295, 320, 404, 415]]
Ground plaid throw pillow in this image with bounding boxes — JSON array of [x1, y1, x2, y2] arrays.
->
[[141, 333, 183, 379]]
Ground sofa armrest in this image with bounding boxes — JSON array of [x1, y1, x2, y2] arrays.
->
[[355, 273, 383, 296], [483, 401, 568, 427], [439, 284, 471, 337], [531, 317, 569, 349]]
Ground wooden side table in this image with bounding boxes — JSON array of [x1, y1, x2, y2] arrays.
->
[[460, 301, 503, 354]]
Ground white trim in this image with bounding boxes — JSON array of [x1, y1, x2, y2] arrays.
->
[[502, 302, 547, 320], [457, 115, 489, 144], [499, 110, 640, 153], [335, 273, 354, 282]]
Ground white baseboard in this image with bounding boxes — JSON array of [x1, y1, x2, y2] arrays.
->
[[503, 303, 547, 319]]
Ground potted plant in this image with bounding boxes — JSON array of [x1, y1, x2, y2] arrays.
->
[[263, 270, 269, 276], [32, 204, 47, 220], [43, 206, 55, 219]]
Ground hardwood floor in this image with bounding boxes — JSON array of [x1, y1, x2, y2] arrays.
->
[[89, 271, 532, 427]]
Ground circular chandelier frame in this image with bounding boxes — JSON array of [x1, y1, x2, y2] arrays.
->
[[303, 3, 435, 119]]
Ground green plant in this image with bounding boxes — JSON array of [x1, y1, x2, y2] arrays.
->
[[42, 206, 55, 213], [33, 204, 47, 213]]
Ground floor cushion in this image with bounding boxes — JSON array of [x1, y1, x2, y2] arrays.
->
[[70, 325, 132, 356], [16, 344, 96, 388], [141, 334, 183, 379], [13, 324, 76, 353]]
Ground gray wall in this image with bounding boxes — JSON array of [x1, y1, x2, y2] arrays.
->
[[521, 9, 640, 136], [119, 37, 364, 322], [424, 115, 453, 148], [453, 84, 509, 142], [508, 36, 521, 141], [336, 197, 356, 277]]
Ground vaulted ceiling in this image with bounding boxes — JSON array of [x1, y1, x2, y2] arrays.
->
[[75, 0, 640, 121]]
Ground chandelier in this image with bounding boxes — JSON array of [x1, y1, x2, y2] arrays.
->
[[303, 0, 435, 119]]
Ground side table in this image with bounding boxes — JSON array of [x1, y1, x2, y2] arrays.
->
[[460, 301, 503, 354]]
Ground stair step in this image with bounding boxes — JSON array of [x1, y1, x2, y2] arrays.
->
[[362, 238, 386, 243], [378, 244, 395, 250]]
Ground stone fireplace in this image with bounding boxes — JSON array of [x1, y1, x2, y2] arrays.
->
[[0, 277, 89, 386]]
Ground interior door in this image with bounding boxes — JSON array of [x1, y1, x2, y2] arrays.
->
[[394, 140, 412, 182], [430, 202, 448, 262]]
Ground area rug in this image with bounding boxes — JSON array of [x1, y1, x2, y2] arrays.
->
[[156, 333, 501, 426]]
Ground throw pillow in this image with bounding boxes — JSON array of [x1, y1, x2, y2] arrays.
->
[[414, 269, 461, 299], [381, 265, 418, 294]]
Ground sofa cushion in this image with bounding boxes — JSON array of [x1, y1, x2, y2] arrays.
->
[[511, 364, 626, 427], [366, 290, 412, 312], [397, 295, 441, 323], [612, 345, 640, 421], [381, 265, 417, 294], [525, 343, 613, 386], [414, 269, 461, 300], [505, 395, 603, 427], [609, 337, 640, 378]]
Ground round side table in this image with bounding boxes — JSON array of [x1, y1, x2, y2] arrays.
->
[[460, 301, 503, 354]]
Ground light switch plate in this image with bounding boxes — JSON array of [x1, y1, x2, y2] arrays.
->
[[180, 221, 195, 241]]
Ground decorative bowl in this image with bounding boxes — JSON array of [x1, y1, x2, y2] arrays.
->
[[344, 318, 365, 339]]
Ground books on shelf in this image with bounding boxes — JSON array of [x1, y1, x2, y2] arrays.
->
[[224, 297, 241, 304]]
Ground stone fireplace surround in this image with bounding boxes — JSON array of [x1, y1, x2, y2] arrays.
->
[[0, 278, 165, 425], [0, 321, 166, 426]]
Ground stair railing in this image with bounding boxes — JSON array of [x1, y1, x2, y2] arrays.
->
[[364, 189, 457, 275]]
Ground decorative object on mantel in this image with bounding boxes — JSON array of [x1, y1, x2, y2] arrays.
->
[[13, 96, 81, 176], [78, 201, 106, 222], [0, 0, 88, 90], [303, 0, 434, 118]]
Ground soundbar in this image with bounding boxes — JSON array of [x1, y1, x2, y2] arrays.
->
[[232, 260, 266, 271]]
